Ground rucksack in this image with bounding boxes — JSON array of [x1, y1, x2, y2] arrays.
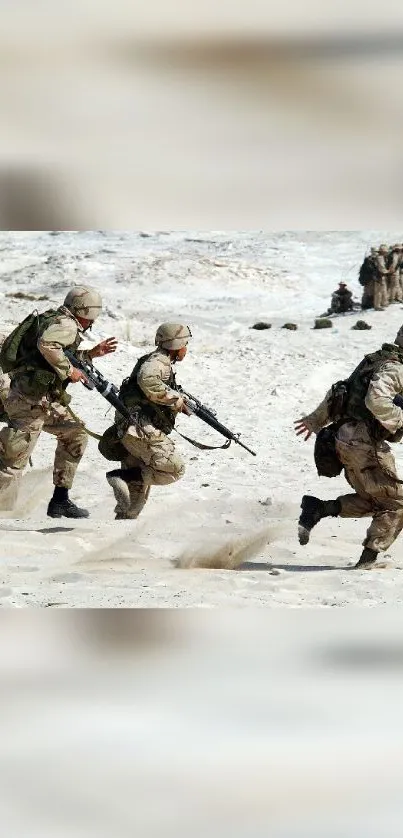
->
[[359, 256, 375, 287], [0, 310, 58, 374]]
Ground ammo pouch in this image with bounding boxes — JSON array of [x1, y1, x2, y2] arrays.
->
[[328, 381, 349, 422], [17, 369, 58, 401], [98, 425, 127, 462], [314, 424, 343, 478]]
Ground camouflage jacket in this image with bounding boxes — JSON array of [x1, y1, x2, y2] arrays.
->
[[303, 360, 403, 439], [117, 349, 184, 434], [38, 305, 89, 381]]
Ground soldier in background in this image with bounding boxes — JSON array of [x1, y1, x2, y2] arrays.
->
[[101, 323, 192, 520], [372, 244, 390, 310], [387, 244, 403, 304], [329, 282, 354, 314], [0, 288, 117, 517]]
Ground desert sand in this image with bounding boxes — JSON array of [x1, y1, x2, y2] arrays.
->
[[1, 230, 403, 606]]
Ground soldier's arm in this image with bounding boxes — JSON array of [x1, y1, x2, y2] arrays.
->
[[376, 255, 388, 276], [365, 363, 403, 434], [137, 357, 184, 412], [38, 318, 78, 381], [295, 390, 333, 437]]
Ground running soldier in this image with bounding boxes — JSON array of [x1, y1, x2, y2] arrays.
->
[[0, 287, 117, 517]]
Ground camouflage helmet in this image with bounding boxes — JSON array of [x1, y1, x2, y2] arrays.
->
[[64, 286, 103, 322], [379, 244, 389, 252], [370, 247, 378, 254], [155, 323, 192, 351]]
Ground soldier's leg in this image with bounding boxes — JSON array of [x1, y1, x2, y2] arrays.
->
[[373, 280, 383, 310], [43, 402, 89, 518], [107, 426, 185, 521], [381, 277, 389, 308], [337, 436, 403, 562], [106, 458, 149, 520], [43, 402, 88, 489], [0, 390, 45, 509], [361, 281, 373, 310], [122, 425, 185, 486]]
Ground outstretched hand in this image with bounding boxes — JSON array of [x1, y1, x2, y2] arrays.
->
[[294, 418, 313, 441], [90, 337, 118, 359]]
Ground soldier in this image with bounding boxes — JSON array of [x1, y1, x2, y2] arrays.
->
[[359, 247, 377, 310], [386, 244, 403, 304], [372, 244, 389, 310], [329, 282, 354, 314], [101, 323, 192, 520], [0, 287, 117, 517], [294, 325, 403, 569]]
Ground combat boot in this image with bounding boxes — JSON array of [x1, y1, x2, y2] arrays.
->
[[298, 495, 341, 545], [106, 468, 143, 520], [47, 488, 89, 519], [354, 547, 379, 569]]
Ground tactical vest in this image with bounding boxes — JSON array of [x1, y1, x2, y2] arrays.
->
[[0, 309, 80, 403], [330, 344, 403, 442], [119, 352, 176, 435]]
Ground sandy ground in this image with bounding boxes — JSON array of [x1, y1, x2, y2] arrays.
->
[[1, 230, 403, 607]]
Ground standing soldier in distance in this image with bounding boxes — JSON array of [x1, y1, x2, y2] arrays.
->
[[101, 323, 192, 520], [387, 244, 403, 304], [373, 244, 389, 311], [0, 287, 117, 517]]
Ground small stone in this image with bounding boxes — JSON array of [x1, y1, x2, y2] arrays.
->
[[250, 322, 272, 331], [282, 323, 298, 331], [314, 318, 333, 329], [352, 320, 372, 330]]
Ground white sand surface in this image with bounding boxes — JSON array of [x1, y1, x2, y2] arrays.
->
[[1, 230, 403, 606]]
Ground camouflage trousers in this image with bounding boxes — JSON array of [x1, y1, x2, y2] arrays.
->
[[110, 423, 185, 519], [373, 277, 389, 309], [387, 272, 403, 303], [335, 421, 403, 553], [0, 387, 88, 495]]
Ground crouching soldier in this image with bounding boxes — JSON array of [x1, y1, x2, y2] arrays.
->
[[0, 287, 117, 517], [101, 324, 192, 519], [329, 282, 354, 314], [294, 324, 403, 569]]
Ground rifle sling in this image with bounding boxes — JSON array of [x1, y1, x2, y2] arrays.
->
[[174, 429, 231, 451]]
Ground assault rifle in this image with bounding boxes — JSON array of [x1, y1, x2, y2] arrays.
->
[[64, 350, 133, 422], [176, 385, 256, 457], [65, 350, 257, 456]]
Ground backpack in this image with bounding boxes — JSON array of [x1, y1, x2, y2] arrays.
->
[[0, 309, 58, 374], [358, 256, 375, 287]]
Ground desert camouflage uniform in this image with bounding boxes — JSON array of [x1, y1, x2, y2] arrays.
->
[[387, 247, 403, 303], [373, 251, 389, 310], [0, 334, 10, 419], [303, 361, 403, 553], [0, 307, 88, 499], [113, 349, 186, 518]]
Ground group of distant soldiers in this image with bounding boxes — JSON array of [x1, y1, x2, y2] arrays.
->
[[326, 243, 403, 316], [359, 243, 403, 311]]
